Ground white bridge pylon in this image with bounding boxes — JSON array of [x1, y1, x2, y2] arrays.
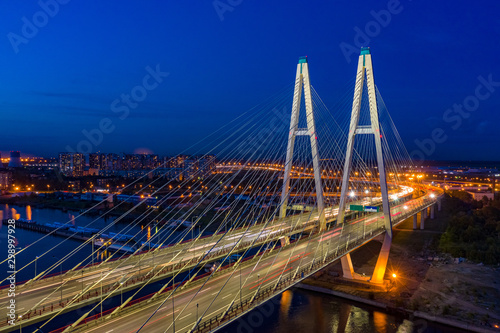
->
[[279, 56, 326, 231], [338, 47, 393, 284]]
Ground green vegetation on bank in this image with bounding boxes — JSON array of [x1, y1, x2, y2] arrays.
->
[[439, 191, 500, 265]]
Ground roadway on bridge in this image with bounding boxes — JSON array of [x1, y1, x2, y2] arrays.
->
[[65, 195, 432, 333]]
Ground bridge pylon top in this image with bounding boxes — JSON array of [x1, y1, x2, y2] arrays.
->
[[360, 47, 370, 55]]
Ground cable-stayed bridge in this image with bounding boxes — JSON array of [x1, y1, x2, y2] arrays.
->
[[0, 48, 443, 333]]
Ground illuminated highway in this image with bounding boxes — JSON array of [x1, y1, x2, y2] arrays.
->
[[0, 183, 434, 332], [66, 191, 438, 333]]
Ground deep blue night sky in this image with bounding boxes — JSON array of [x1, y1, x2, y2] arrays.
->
[[0, 0, 499, 161]]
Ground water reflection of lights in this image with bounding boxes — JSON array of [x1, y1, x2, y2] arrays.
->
[[280, 290, 293, 318], [99, 250, 109, 260], [26, 205, 32, 220], [373, 311, 389, 332]]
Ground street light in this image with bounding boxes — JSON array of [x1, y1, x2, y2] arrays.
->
[[120, 281, 124, 304], [239, 262, 242, 305], [53, 256, 63, 302], [100, 271, 103, 317], [172, 276, 176, 333], [172, 291, 175, 333], [35, 256, 39, 277], [18, 315, 22, 333], [91, 235, 95, 266], [191, 215, 199, 240]]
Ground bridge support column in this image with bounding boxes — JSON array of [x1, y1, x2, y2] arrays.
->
[[279, 56, 325, 231], [420, 210, 425, 230], [336, 47, 392, 242], [371, 233, 392, 284], [340, 253, 370, 281], [341, 253, 355, 280], [437, 200, 442, 211], [413, 214, 417, 230], [430, 205, 435, 219], [336, 48, 393, 286]]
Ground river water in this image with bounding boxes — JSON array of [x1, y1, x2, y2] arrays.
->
[[220, 288, 467, 333]]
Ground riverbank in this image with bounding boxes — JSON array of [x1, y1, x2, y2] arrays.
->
[[297, 283, 496, 333], [0, 195, 151, 226], [0, 194, 105, 213], [300, 209, 500, 332]]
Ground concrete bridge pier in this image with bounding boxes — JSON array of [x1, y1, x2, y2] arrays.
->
[[340, 233, 392, 285], [340, 253, 370, 281], [370, 233, 392, 284], [437, 200, 442, 211], [413, 214, 418, 230], [420, 210, 425, 230], [341, 253, 355, 279], [430, 205, 435, 219]]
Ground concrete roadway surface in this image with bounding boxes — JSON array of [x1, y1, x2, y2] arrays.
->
[[70, 196, 429, 333]]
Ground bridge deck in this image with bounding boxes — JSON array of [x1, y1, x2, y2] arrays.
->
[[20, 189, 442, 333]]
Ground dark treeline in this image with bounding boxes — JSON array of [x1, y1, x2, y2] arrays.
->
[[439, 191, 500, 265]]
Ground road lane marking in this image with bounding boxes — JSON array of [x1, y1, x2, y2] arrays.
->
[[198, 287, 211, 293], [179, 312, 192, 321], [205, 306, 227, 321], [180, 324, 194, 332]]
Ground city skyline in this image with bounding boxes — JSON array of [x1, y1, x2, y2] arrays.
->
[[0, 1, 499, 161]]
